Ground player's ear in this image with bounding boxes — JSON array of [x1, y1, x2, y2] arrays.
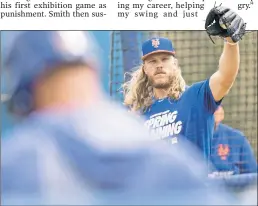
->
[[173, 56, 178, 66], [142, 64, 146, 74]]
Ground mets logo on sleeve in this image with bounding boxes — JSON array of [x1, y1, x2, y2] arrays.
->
[[217, 144, 230, 160]]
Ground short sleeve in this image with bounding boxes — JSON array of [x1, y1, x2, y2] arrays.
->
[[191, 78, 222, 114]]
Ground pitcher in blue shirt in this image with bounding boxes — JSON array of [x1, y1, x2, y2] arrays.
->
[[123, 34, 242, 161], [209, 106, 257, 177]]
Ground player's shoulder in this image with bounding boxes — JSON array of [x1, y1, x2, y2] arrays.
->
[[186, 79, 210, 92], [2, 116, 51, 165], [1, 120, 46, 193], [218, 123, 244, 135], [180, 79, 209, 101], [216, 123, 245, 140], [2, 121, 40, 146]]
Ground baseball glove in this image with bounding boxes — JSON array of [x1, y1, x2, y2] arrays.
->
[[205, 6, 246, 43]]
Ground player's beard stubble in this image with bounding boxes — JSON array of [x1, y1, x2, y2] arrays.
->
[[148, 73, 174, 89]]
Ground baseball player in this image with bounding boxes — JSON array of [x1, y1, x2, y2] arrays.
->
[[123, 6, 246, 161], [1, 31, 236, 205], [209, 106, 257, 177]]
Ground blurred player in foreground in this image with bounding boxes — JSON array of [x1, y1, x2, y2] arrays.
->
[[1, 31, 237, 205], [123, 6, 246, 160], [209, 106, 257, 177]]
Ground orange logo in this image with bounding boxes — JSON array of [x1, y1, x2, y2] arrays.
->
[[218, 144, 230, 160], [152, 39, 160, 48]]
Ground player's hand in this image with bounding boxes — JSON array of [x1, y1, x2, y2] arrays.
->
[[205, 6, 246, 43]]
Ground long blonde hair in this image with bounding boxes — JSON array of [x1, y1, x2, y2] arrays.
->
[[123, 62, 186, 113]]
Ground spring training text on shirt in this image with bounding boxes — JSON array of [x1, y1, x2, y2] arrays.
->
[[144, 110, 182, 139]]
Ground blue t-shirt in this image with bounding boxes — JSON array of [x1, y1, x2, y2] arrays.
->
[[142, 79, 221, 160], [210, 123, 257, 176]]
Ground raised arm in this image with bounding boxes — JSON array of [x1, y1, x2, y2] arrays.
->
[[205, 6, 246, 101], [209, 38, 240, 101]]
